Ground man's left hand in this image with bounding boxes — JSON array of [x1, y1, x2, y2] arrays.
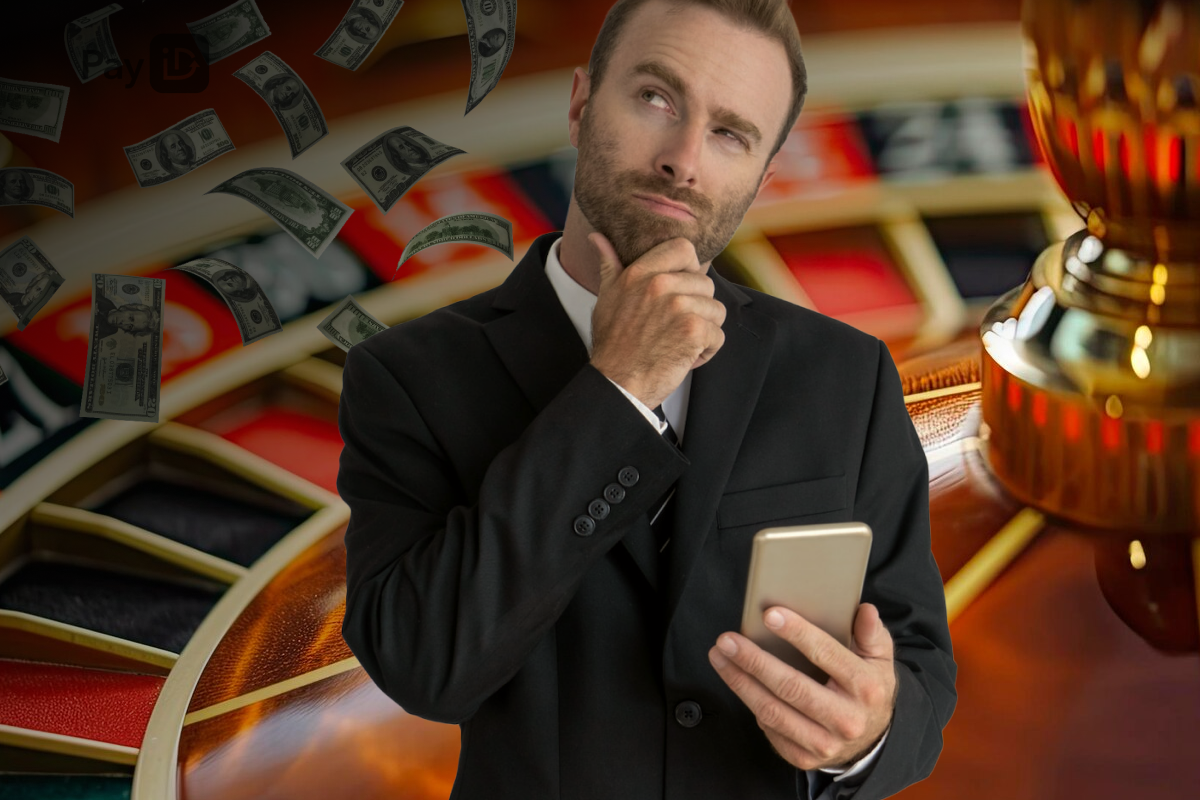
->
[[708, 603, 897, 771]]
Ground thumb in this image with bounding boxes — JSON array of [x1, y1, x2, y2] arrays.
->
[[588, 231, 623, 293], [852, 603, 892, 660]]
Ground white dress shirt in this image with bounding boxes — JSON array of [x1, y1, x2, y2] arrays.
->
[[543, 234, 889, 794]]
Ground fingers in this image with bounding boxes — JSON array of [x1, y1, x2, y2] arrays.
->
[[761, 606, 868, 691], [709, 632, 850, 735], [707, 644, 846, 766], [587, 232, 623, 293]]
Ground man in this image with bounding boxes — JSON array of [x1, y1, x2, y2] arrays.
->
[[345, 9, 383, 43], [212, 267, 260, 304], [93, 293, 159, 339], [157, 132, 194, 175], [265, 75, 303, 111], [1, 170, 34, 203], [477, 26, 507, 58], [382, 133, 432, 179], [338, 1, 956, 799]]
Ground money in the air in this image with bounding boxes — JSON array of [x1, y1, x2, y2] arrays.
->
[[80, 274, 164, 422], [0, 78, 69, 143], [0, 168, 75, 218], [397, 212, 513, 273], [234, 51, 328, 159], [341, 126, 466, 214], [317, 295, 387, 352], [187, 0, 271, 64], [315, 0, 405, 71], [461, 0, 515, 115], [0, 237, 65, 331], [206, 168, 353, 259], [65, 4, 123, 84], [124, 109, 235, 187], [170, 258, 281, 346]]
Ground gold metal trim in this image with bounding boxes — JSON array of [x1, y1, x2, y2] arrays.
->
[[182, 656, 362, 727], [132, 500, 350, 800], [148, 423, 337, 511], [0, 724, 139, 766], [30, 503, 246, 585], [944, 506, 1046, 624], [0, 610, 177, 670], [279, 358, 345, 402]]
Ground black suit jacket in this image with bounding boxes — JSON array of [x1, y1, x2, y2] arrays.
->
[[338, 231, 956, 800]]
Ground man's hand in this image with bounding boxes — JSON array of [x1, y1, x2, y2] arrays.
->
[[588, 232, 726, 410], [708, 603, 897, 771]]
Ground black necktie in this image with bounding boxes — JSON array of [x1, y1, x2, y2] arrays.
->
[[649, 405, 678, 551]]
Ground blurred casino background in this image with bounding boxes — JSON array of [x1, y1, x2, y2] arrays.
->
[[1, 0, 1197, 799]]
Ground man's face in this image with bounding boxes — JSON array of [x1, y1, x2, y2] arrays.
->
[[163, 134, 189, 165], [2, 173, 22, 197], [483, 29, 505, 53], [216, 272, 247, 294], [570, 0, 788, 267], [111, 308, 149, 333], [275, 78, 301, 106], [350, 16, 380, 39], [389, 136, 425, 164]]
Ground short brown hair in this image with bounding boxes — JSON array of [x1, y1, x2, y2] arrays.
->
[[586, 0, 807, 161]]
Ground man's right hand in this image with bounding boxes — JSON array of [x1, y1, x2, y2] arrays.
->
[[588, 232, 727, 410]]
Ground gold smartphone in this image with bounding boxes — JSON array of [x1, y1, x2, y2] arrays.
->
[[739, 521, 872, 684]]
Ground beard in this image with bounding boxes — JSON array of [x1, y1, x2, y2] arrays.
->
[[572, 104, 762, 268]]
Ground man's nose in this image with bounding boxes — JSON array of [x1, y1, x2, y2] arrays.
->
[[654, 122, 705, 187]]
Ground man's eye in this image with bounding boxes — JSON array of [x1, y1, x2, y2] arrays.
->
[[641, 89, 667, 107]]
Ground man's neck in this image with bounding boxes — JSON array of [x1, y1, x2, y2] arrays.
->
[[557, 200, 604, 295]]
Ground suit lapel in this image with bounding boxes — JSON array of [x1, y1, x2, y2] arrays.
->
[[483, 232, 661, 590], [484, 233, 590, 414], [663, 274, 776, 627]]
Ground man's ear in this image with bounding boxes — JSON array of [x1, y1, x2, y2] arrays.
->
[[568, 67, 592, 149], [754, 154, 781, 201]]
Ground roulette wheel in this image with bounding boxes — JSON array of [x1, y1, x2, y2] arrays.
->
[[0, 0, 1192, 798]]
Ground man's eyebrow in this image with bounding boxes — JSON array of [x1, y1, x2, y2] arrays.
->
[[629, 59, 764, 146]]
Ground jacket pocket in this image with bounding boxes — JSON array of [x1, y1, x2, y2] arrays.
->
[[717, 474, 848, 530]]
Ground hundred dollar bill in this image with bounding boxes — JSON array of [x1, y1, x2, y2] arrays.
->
[[234, 51, 327, 159], [206, 168, 353, 259], [397, 211, 513, 272], [315, 0, 404, 71], [169, 257, 281, 345], [0, 168, 75, 218], [341, 126, 466, 214], [81, 274, 164, 423], [65, 4, 123, 83], [187, 0, 271, 65], [124, 109, 235, 187], [317, 295, 386, 351], [462, 0, 515, 115], [0, 237, 65, 331], [0, 78, 69, 143]]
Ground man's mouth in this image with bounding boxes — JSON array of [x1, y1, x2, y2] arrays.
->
[[632, 193, 695, 221]]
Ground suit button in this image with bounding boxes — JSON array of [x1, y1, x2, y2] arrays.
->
[[617, 466, 640, 487], [573, 515, 596, 536], [588, 498, 610, 520], [603, 483, 626, 504], [675, 700, 703, 728]]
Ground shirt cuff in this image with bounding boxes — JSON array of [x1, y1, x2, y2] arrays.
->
[[608, 377, 667, 435], [819, 724, 890, 781]]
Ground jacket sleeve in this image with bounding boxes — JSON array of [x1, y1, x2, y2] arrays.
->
[[337, 342, 688, 724], [802, 338, 958, 800]]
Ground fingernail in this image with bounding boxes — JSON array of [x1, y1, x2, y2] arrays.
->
[[765, 609, 785, 628], [718, 636, 738, 656], [709, 649, 728, 668]]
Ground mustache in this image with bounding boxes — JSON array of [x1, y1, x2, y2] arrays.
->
[[619, 173, 712, 214]]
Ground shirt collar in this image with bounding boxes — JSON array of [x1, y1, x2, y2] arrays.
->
[[543, 234, 599, 355]]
